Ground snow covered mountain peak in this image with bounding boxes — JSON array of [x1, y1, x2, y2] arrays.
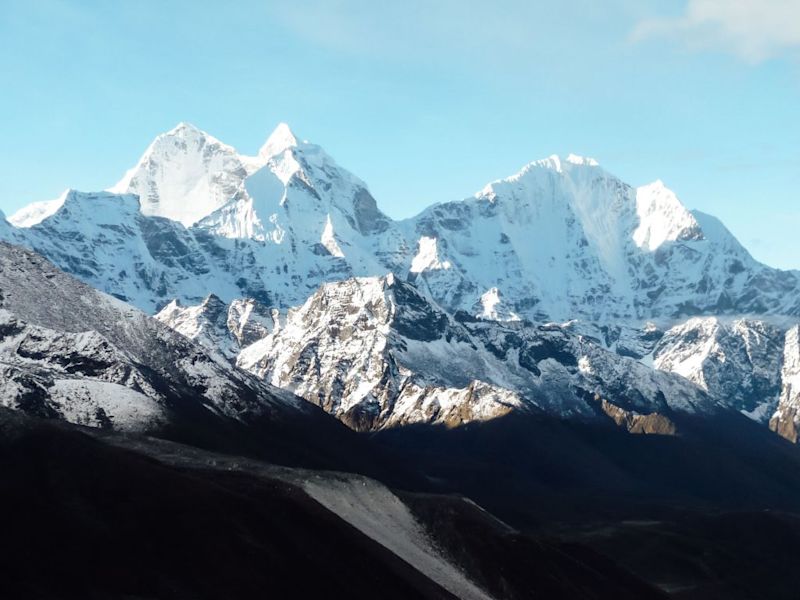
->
[[109, 122, 251, 226], [633, 179, 703, 251], [197, 125, 393, 253], [5, 126, 800, 326], [7, 189, 70, 228], [566, 153, 600, 167], [408, 151, 800, 322], [54, 189, 142, 223], [258, 122, 300, 159], [521, 153, 601, 176], [166, 121, 203, 135], [129, 121, 239, 168], [479, 152, 612, 200]]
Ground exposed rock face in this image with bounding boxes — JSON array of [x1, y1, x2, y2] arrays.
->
[[771, 327, 800, 442], [594, 396, 678, 435], [155, 294, 279, 362], [158, 275, 715, 431], [227, 298, 279, 347], [234, 274, 529, 430], [640, 316, 800, 443], [155, 294, 238, 361], [653, 317, 785, 422]]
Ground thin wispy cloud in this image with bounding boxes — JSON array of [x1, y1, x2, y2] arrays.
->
[[267, 0, 627, 69], [631, 0, 800, 63], [269, 0, 530, 60]]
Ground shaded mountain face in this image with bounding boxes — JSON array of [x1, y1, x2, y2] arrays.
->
[[0, 241, 299, 427], [7, 335, 800, 600], [371, 409, 800, 600], [9, 386, 800, 600], [0, 408, 672, 600]]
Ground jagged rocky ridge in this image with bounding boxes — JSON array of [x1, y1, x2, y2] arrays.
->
[[157, 274, 715, 431], [155, 294, 279, 362], [146, 279, 800, 441]]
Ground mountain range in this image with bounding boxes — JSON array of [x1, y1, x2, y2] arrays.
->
[[8, 122, 799, 323], [3, 122, 800, 598], [2, 121, 799, 441]]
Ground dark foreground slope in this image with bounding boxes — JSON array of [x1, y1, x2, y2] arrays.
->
[[375, 411, 800, 526], [0, 411, 445, 600], [567, 511, 800, 600], [0, 409, 667, 600], [374, 412, 800, 599]]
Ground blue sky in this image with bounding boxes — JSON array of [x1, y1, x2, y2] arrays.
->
[[1, 0, 798, 267]]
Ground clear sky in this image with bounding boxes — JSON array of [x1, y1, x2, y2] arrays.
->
[[1, 0, 798, 267]]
